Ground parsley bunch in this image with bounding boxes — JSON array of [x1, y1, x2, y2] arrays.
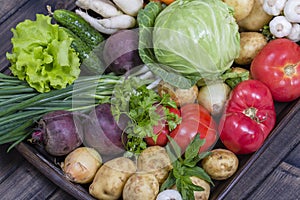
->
[[111, 77, 180, 155]]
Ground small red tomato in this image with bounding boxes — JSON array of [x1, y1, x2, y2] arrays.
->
[[145, 106, 181, 147], [251, 38, 300, 102], [170, 104, 218, 153], [144, 126, 169, 146], [219, 80, 276, 154]]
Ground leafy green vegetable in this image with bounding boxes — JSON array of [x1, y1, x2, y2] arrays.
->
[[111, 77, 180, 155], [6, 14, 80, 93], [161, 134, 213, 200], [137, 2, 196, 89], [221, 68, 250, 89], [138, 0, 240, 89]]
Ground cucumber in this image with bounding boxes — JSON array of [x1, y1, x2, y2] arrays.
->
[[53, 9, 104, 49], [60, 27, 91, 61], [60, 27, 106, 75]]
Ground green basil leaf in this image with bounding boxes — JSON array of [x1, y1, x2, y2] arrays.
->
[[183, 166, 214, 185], [166, 135, 182, 160], [184, 134, 205, 162], [160, 171, 176, 192]]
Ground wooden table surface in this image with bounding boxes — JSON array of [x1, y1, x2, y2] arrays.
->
[[1, 0, 300, 200]]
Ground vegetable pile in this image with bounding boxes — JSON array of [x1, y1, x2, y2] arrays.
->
[[1, 0, 300, 199]]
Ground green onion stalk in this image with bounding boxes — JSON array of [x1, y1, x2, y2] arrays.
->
[[0, 65, 159, 151]]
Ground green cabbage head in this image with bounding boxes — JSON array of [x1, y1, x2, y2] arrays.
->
[[152, 0, 240, 80]]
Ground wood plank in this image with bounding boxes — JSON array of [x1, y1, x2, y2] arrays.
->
[[247, 162, 300, 200], [0, 0, 29, 24], [0, 145, 24, 183], [0, 144, 75, 200], [284, 140, 300, 168], [0, 162, 57, 199]]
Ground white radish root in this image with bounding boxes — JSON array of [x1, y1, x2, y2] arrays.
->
[[98, 14, 136, 29], [75, 9, 119, 34], [76, 0, 123, 18], [112, 0, 144, 16]]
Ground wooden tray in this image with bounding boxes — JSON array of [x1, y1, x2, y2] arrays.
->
[[1, 0, 300, 199]]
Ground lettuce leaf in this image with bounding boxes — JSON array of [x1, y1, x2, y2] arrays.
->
[[6, 14, 80, 93]]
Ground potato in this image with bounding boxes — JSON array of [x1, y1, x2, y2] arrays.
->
[[222, 0, 254, 21], [61, 147, 102, 184], [201, 149, 239, 180], [157, 80, 198, 107], [234, 32, 267, 65], [191, 176, 211, 200], [122, 173, 159, 200], [89, 157, 137, 200], [237, 0, 273, 31], [137, 146, 173, 185], [172, 176, 210, 200]]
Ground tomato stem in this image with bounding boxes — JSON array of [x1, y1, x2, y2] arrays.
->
[[243, 107, 259, 122], [284, 64, 296, 76], [243, 107, 268, 123]]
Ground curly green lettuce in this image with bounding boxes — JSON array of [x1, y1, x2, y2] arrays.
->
[[6, 14, 80, 93]]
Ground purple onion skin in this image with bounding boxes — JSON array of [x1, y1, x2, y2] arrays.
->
[[103, 29, 143, 75], [39, 110, 82, 156], [83, 103, 127, 156]]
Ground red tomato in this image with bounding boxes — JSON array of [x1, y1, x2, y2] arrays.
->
[[144, 126, 169, 146], [145, 106, 181, 147], [170, 104, 218, 153], [250, 38, 300, 102], [219, 80, 276, 154]]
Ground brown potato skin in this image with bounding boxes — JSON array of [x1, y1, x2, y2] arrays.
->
[[191, 176, 211, 200], [201, 149, 239, 180], [89, 157, 136, 200], [137, 146, 173, 185], [234, 32, 267, 65], [122, 173, 159, 200], [222, 0, 254, 21], [237, 0, 273, 31], [172, 176, 210, 200], [157, 81, 198, 107], [62, 147, 102, 184]]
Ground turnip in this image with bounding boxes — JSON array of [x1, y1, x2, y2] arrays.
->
[[38, 110, 83, 156], [197, 82, 231, 117], [103, 29, 143, 75], [83, 103, 127, 158]]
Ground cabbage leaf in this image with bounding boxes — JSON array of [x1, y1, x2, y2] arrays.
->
[[137, 2, 197, 89], [6, 14, 80, 93], [138, 0, 240, 89]]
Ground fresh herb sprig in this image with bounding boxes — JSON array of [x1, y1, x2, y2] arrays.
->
[[161, 134, 213, 200], [111, 77, 180, 155]]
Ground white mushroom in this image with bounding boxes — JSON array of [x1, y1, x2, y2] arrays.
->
[[284, 0, 300, 23], [287, 23, 300, 41], [263, 0, 287, 16], [269, 15, 292, 37]]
